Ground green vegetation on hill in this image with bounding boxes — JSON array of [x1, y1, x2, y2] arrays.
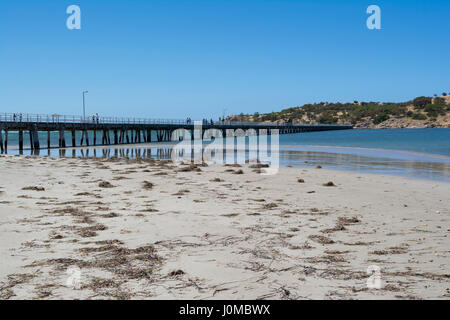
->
[[229, 95, 450, 127]]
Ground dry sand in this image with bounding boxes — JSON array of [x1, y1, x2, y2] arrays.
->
[[0, 154, 449, 300]]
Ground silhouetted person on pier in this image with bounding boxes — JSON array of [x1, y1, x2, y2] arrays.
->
[[19, 113, 22, 122], [96, 113, 99, 124], [13, 113, 16, 121]]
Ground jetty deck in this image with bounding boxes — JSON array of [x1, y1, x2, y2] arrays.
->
[[0, 113, 352, 152]]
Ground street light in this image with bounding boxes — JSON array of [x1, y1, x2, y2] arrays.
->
[[82, 90, 88, 121]]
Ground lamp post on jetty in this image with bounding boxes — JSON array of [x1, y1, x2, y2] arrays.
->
[[82, 90, 88, 122]]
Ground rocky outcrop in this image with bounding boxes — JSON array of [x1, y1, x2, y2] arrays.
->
[[354, 117, 449, 129]]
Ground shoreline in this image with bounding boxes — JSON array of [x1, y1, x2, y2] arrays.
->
[[0, 155, 449, 299], [2, 140, 450, 183], [5, 141, 450, 161]]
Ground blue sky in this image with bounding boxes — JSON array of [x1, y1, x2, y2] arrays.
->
[[0, 0, 449, 119]]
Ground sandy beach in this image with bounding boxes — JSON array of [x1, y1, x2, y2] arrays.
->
[[0, 154, 449, 300]]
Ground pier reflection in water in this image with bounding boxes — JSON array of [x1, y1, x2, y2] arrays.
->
[[21, 145, 275, 165], [55, 147, 177, 161]]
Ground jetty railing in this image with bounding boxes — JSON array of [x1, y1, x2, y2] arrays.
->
[[0, 113, 189, 125]]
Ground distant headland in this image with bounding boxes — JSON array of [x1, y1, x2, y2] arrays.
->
[[228, 94, 450, 129]]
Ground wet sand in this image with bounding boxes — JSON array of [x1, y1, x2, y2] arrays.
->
[[0, 154, 449, 299]]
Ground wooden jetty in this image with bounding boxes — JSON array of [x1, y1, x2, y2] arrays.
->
[[0, 113, 352, 153]]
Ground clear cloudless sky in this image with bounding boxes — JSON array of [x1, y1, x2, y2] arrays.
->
[[0, 0, 449, 119]]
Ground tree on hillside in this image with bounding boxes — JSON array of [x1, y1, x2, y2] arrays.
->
[[433, 97, 446, 106], [413, 96, 432, 109], [424, 103, 446, 117], [411, 113, 427, 120], [373, 113, 389, 124], [443, 92, 447, 96]]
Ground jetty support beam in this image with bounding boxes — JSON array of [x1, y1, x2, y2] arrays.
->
[[0, 128, 3, 153], [19, 130, 23, 152]]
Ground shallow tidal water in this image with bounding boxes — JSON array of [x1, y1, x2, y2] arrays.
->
[[2, 128, 450, 182]]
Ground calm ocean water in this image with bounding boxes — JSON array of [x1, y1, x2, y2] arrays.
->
[[280, 128, 450, 157], [2, 128, 450, 181], [279, 129, 450, 181]]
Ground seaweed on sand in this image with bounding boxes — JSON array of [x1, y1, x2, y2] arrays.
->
[[27, 244, 162, 286], [308, 234, 335, 245], [249, 164, 269, 169], [0, 273, 37, 299], [142, 181, 154, 190], [177, 164, 202, 172], [76, 224, 108, 238], [22, 186, 45, 191], [337, 216, 361, 225], [98, 181, 114, 188]]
